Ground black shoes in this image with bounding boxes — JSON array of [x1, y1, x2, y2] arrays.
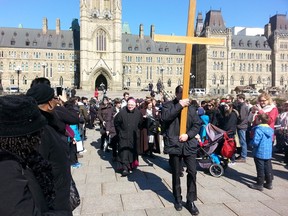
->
[[174, 202, 183, 211], [263, 182, 273, 190], [249, 183, 263, 191], [185, 201, 199, 215], [121, 169, 129, 177]]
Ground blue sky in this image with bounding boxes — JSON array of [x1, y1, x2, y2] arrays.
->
[[0, 0, 287, 35]]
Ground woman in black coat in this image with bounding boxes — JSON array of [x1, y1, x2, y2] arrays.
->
[[0, 95, 58, 215], [27, 84, 73, 215]]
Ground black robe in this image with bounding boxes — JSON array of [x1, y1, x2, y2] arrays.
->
[[114, 107, 143, 167]]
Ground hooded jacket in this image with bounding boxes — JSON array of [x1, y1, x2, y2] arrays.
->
[[250, 124, 274, 159]]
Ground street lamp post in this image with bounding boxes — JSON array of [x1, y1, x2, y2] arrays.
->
[[15, 66, 21, 93], [160, 67, 164, 90], [190, 73, 195, 94], [42, 63, 47, 77]]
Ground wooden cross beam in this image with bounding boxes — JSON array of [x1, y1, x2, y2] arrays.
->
[[154, 0, 225, 135]]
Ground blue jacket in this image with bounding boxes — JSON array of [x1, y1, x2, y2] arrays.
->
[[199, 115, 210, 142], [250, 124, 274, 159], [70, 124, 82, 142]]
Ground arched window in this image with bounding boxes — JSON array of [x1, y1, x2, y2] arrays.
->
[[280, 77, 284, 86], [230, 76, 234, 85], [212, 74, 216, 85], [167, 79, 172, 87], [137, 78, 141, 87], [59, 76, 63, 86], [126, 78, 130, 87], [240, 76, 244, 85], [249, 76, 253, 85], [10, 75, 15, 85], [96, 29, 107, 51], [267, 77, 271, 86], [22, 75, 27, 85], [257, 76, 261, 84], [220, 75, 224, 85]]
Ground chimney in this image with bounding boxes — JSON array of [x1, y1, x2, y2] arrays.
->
[[150, 25, 155, 40], [264, 23, 271, 38], [42, 17, 48, 34], [56, 18, 61, 35], [139, 24, 144, 39]]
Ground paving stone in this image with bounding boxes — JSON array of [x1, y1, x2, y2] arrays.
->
[[121, 191, 164, 211], [198, 188, 238, 204], [71, 124, 288, 216], [133, 177, 170, 192], [81, 195, 123, 214], [86, 172, 117, 184], [102, 181, 137, 195], [223, 186, 272, 202], [190, 203, 237, 216], [103, 209, 147, 216], [225, 201, 281, 216], [261, 198, 288, 215], [146, 207, 182, 216]]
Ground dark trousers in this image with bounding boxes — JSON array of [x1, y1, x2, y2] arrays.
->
[[69, 141, 78, 165], [169, 154, 197, 203], [254, 157, 273, 185], [110, 135, 119, 158]]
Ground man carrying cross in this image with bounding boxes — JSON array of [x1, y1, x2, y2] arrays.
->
[[156, 0, 224, 214], [161, 85, 202, 214]]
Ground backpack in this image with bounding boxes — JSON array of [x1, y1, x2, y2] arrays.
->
[[221, 132, 236, 158]]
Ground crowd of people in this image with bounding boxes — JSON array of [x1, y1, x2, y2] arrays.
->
[[1, 79, 288, 215]]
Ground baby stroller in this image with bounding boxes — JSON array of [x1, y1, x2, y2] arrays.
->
[[197, 123, 235, 177]]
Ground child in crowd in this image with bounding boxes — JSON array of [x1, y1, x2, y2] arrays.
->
[[249, 113, 274, 191]]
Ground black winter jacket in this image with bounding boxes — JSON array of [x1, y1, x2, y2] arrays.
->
[[161, 99, 202, 155]]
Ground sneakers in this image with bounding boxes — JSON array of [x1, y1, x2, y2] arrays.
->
[[228, 161, 236, 167], [71, 162, 82, 169]]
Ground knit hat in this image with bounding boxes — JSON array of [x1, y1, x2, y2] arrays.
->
[[0, 95, 47, 137], [26, 84, 55, 104]]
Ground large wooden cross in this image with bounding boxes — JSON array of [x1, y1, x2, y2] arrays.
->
[[154, 0, 225, 135]]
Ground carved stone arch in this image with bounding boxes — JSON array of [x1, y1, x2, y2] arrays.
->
[[93, 26, 111, 40], [92, 67, 113, 90]]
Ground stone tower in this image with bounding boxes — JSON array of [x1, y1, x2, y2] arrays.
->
[[80, 0, 122, 90]]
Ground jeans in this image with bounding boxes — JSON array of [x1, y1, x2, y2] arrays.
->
[[254, 157, 273, 185], [237, 129, 247, 159], [170, 154, 197, 203]]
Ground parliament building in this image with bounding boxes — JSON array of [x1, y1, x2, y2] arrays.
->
[[0, 0, 287, 95]]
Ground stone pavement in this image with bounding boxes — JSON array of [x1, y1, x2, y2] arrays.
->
[[71, 126, 288, 216]]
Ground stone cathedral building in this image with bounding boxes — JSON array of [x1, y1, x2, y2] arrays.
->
[[0, 0, 287, 95]]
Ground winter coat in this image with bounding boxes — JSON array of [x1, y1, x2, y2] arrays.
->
[[250, 124, 274, 159], [0, 151, 70, 216], [138, 107, 160, 154], [0, 151, 48, 216], [39, 111, 72, 214], [236, 102, 249, 130], [217, 107, 238, 135], [161, 99, 202, 155]]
